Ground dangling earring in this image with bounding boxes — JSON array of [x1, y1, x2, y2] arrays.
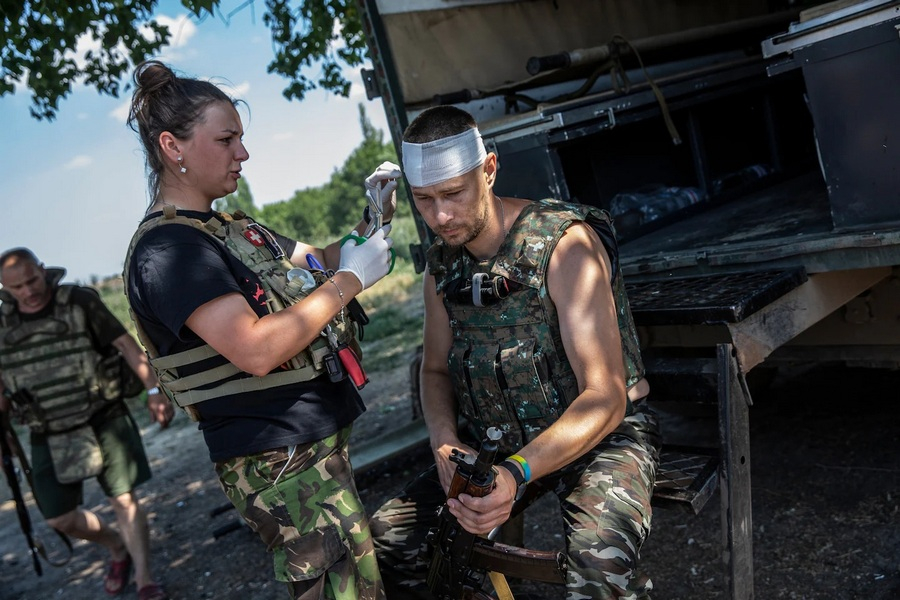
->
[[177, 156, 187, 174]]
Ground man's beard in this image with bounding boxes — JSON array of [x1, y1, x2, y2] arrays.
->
[[439, 200, 490, 248]]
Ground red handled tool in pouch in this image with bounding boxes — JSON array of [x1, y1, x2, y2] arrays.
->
[[337, 343, 368, 389]]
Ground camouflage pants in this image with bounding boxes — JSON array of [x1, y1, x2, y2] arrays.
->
[[370, 402, 661, 600], [215, 426, 384, 600]]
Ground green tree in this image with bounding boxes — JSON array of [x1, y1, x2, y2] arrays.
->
[[214, 177, 258, 217], [2, 0, 367, 120], [255, 104, 399, 241], [258, 186, 334, 241], [325, 104, 403, 234]]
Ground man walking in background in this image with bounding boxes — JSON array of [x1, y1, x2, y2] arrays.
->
[[0, 247, 173, 600]]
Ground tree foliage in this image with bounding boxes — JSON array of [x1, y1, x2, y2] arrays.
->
[[1, 0, 367, 120], [209, 105, 405, 251], [256, 104, 405, 247], [214, 177, 258, 217]]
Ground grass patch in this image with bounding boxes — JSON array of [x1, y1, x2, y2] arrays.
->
[[358, 303, 424, 372], [354, 244, 426, 372]]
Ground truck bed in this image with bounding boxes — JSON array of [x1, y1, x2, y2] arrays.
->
[[620, 172, 900, 277]]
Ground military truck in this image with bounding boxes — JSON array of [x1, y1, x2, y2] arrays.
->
[[353, 1, 900, 597]]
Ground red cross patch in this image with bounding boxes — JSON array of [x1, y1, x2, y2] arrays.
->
[[244, 229, 265, 246]]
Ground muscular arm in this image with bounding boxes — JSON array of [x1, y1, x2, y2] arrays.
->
[[111, 333, 174, 428], [515, 221, 628, 474], [184, 270, 363, 377], [450, 222, 628, 533], [419, 273, 477, 494]]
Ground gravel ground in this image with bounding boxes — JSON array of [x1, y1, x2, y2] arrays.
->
[[1, 362, 898, 599]]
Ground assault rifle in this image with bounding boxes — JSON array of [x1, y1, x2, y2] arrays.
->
[[425, 427, 566, 599], [1, 390, 72, 575]]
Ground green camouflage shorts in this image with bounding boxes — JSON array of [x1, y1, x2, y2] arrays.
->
[[215, 426, 384, 600]]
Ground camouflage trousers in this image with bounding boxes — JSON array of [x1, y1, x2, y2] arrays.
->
[[370, 402, 661, 600], [215, 426, 384, 600]]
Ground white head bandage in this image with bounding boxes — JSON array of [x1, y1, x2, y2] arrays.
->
[[402, 128, 487, 187]]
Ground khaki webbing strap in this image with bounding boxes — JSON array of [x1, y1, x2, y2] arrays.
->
[[124, 210, 350, 411], [161, 362, 243, 392], [171, 366, 320, 406], [610, 35, 682, 145], [150, 344, 221, 370]]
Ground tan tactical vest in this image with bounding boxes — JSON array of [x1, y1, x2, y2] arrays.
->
[[123, 206, 358, 420], [0, 270, 123, 433], [426, 199, 644, 452]]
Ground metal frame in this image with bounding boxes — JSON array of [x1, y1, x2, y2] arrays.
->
[[762, 0, 900, 58], [375, 0, 526, 15], [636, 265, 893, 597]]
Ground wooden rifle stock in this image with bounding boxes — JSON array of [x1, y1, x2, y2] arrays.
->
[[426, 428, 566, 599]]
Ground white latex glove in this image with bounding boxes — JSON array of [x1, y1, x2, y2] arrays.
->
[[337, 225, 394, 290], [365, 161, 401, 222]]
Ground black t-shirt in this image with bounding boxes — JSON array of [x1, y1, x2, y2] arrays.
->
[[126, 210, 364, 462]]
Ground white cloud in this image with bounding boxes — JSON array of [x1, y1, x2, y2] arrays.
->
[[110, 99, 132, 123], [64, 155, 93, 170], [69, 32, 103, 70], [3, 73, 28, 93], [63, 13, 196, 92], [213, 80, 251, 99], [349, 81, 367, 101], [151, 14, 197, 48], [331, 18, 346, 50]]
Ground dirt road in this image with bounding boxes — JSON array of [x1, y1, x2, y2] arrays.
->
[[1, 363, 898, 599]]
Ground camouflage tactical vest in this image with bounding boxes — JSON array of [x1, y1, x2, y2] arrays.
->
[[0, 270, 122, 433], [123, 206, 359, 420], [426, 199, 644, 452]]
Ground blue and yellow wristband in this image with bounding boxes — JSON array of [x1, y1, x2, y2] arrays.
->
[[506, 454, 531, 483]]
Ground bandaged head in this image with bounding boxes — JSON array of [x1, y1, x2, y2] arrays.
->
[[402, 127, 487, 187]]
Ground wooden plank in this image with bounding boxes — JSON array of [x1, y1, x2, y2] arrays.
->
[[727, 267, 891, 372], [718, 344, 754, 600]]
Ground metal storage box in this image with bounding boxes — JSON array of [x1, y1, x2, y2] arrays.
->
[[763, 0, 900, 229]]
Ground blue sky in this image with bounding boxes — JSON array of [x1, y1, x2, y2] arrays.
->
[[1, 1, 389, 282]]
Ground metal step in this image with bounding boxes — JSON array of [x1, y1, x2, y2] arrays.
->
[[652, 445, 719, 514], [627, 267, 807, 325]]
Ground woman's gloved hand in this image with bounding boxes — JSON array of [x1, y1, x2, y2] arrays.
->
[[337, 225, 394, 291], [365, 161, 402, 222]]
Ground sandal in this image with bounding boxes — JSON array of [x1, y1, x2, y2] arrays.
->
[[104, 553, 132, 595], [138, 583, 169, 600]]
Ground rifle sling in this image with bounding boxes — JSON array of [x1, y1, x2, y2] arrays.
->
[[1, 418, 73, 572], [488, 571, 515, 600], [469, 539, 567, 584]]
